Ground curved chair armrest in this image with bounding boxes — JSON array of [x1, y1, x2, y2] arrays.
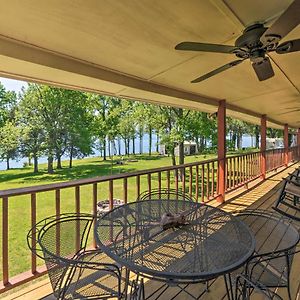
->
[[236, 274, 283, 300], [245, 247, 299, 282], [288, 173, 300, 179], [283, 178, 300, 187]]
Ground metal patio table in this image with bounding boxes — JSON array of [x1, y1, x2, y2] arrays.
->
[[95, 199, 255, 299]]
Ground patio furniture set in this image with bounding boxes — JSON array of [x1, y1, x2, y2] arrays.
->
[[27, 169, 300, 300]]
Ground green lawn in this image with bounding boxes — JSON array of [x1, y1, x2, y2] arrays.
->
[[1, 153, 220, 280]]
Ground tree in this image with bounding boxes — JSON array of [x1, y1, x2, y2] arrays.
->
[[18, 86, 45, 172], [0, 121, 19, 170], [185, 111, 217, 153]]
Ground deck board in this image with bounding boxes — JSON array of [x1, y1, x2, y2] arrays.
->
[[2, 163, 300, 300]]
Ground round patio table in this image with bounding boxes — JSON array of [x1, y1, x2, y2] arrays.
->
[[95, 199, 255, 299]]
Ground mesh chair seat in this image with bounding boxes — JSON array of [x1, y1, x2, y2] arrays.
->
[[63, 250, 123, 299], [27, 213, 123, 300]]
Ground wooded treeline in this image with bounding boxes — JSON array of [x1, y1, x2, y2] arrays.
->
[[0, 82, 283, 173]]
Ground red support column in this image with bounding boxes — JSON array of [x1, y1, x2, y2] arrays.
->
[[260, 115, 266, 180], [284, 124, 289, 166], [298, 128, 300, 159], [217, 100, 226, 203]]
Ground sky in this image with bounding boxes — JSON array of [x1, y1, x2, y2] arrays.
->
[[0, 76, 28, 93]]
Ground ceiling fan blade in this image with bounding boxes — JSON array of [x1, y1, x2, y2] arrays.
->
[[175, 42, 237, 54], [276, 39, 300, 54], [252, 57, 274, 81], [260, 0, 300, 45], [191, 60, 244, 83]]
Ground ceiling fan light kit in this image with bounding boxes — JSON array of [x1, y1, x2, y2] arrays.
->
[[175, 0, 300, 83]]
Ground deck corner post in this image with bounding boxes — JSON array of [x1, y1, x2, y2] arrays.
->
[[284, 124, 289, 166], [260, 115, 267, 180], [297, 128, 300, 160], [217, 100, 226, 203]]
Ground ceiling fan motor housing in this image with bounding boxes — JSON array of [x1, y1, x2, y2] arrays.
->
[[235, 24, 267, 49]]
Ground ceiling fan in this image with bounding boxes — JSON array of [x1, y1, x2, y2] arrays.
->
[[175, 0, 300, 83]]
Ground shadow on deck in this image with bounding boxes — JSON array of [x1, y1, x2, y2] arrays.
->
[[3, 163, 300, 300]]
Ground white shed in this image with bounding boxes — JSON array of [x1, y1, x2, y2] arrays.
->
[[159, 141, 198, 156]]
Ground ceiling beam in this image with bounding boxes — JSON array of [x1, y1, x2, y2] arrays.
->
[[0, 35, 294, 129]]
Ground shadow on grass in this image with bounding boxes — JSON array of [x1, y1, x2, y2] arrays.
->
[[0, 162, 137, 185]]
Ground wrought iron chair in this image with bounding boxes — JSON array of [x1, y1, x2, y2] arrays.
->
[[235, 274, 283, 300], [27, 213, 124, 299], [236, 209, 299, 300], [136, 188, 196, 202], [273, 172, 300, 221]]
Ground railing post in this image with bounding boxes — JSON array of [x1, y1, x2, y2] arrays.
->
[[217, 100, 226, 203], [297, 128, 300, 159], [284, 124, 289, 166], [260, 115, 266, 179]]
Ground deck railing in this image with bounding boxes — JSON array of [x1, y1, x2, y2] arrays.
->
[[0, 146, 299, 292]]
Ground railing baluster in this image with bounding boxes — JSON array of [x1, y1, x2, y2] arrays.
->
[[166, 170, 170, 190], [201, 164, 205, 202], [206, 163, 210, 200], [229, 158, 232, 190], [182, 168, 186, 194], [136, 175, 140, 199], [55, 189, 61, 256], [30, 193, 37, 274], [93, 184, 97, 248], [147, 174, 151, 195], [2, 196, 9, 286], [123, 178, 128, 204], [75, 186, 80, 251], [211, 162, 215, 196], [158, 172, 161, 192], [109, 180, 113, 241], [195, 165, 199, 202], [189, 166, 193, 198], [175, 169, 179, 192]]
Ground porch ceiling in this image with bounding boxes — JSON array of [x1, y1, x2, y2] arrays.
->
[[0, 0, 299, 129]]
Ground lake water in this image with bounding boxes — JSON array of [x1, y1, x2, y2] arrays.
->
[[0, 135, 253, 171]]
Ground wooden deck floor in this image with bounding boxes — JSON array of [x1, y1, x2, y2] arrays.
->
[[2, 163, 300, 300]]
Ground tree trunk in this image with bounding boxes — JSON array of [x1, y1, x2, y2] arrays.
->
[[171, 147, 176, 166], [127, 138, 130, 157], [149, 126, 152, 156], [103, 138, 107, 160], [33, 155, 38, 173], [56, 155, 62, 169], [28, 156, 32, 166], [156, 133, 159, 153], [118, 138, 121, 155], [6, 157, 10, 170], [178, 141, 185, 182], [232, 133, 237, 150], [69, 145, 73, 168], [132, 137, 135, 155], [139, 131, 143, 154], [255, 126, 260, 149], [108, 140, 111, 157], [47, 156, 54, 174]]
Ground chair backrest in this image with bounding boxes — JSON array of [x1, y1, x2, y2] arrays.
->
[[235, 274, 283, 300], [27, 213, 94, 299], [136, 188, 196, 202]]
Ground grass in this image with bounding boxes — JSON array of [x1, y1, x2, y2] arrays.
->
[[0, 153, 220, 280]]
